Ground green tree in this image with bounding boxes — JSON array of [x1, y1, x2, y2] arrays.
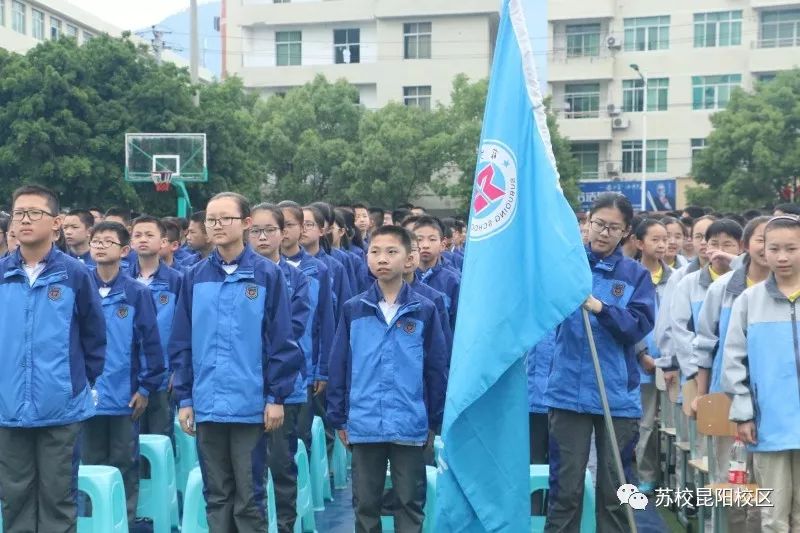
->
[[691, 69, 800, 210]]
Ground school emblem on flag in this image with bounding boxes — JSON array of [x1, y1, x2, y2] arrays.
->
[[48, 286, 62, 301], [612, 282, 625, 297], [117, 306, 129, 319], [245, 285, 258, 300], [159, 294, 169, 305], [470, 140, 518, 241]]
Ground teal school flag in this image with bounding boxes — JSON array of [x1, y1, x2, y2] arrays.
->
[[435, 0, 592, 530]]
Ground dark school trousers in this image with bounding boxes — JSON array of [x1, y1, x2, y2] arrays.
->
[[0, 423, 82, 533], [529, 412, 549, 515], [351, 442, 426, 533], [139, 390, 174, 442], [82, 415, 140, 525], [544, 408, 639, 533], [196, 422, 268, 533], [268, 404, 301, 533], [298, 386, 335, 458]]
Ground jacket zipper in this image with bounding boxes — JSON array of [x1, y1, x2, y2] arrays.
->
[[791, 301, 800, 409]]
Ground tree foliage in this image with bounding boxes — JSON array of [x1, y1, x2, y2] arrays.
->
[[691, 69, 800, 210]]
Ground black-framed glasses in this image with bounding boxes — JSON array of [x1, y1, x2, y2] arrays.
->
[[11, 209, 56, 222], [302, 221, 318, 229], [589, 219, 625, 236], [89, 239, 123, 249], [204, 217, 244, 227], [251, 226, 280, 237]]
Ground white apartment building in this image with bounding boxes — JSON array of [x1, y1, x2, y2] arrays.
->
[[548, 0, 800, 185], [0, 0, 211, 78], [221, 0, 499, 109]]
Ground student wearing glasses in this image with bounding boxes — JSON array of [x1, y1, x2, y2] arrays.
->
[[544, 193, 655, 533], [0, 185, 106, 532], [170, 192, 303, 532]]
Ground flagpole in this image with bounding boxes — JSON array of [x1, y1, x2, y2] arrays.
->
[[582, 308, 638, 533]]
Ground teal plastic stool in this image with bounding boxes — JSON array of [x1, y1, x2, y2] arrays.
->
[[422, 466, 438, 533], [332, 436, 349, 489], [137, 434, 179, 533], [529, 464, 595, 532], [267, 469, 278, 533], [77, 465, 128, 533], [180, 467, 208, 533], [294, 439, 316, 533], [309, 416, 331, 511], [174, 418, 199, 501]]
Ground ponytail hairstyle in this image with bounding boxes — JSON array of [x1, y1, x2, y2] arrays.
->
[[336, 207, 363, 250], [742, 215, 771, 247], [303, 205, 330, 253], [333, 209, 352, 250], [251, 203, 285, 231]]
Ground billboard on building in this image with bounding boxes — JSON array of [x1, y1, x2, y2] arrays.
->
[[578, 179, 677, 212]]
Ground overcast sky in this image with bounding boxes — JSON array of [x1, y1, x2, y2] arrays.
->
[[65, 0, 217, 31]]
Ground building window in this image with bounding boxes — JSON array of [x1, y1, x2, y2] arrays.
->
[[571, 143, 600, 180], [50, 16, 61, 39], [760, 9, 800, 48], [12, 0, 24, 34], [276, 31, 302, 66], [0, 0, 5, 27], [624, 16, 670, 51], [564, 83, 600, 119], [273, 0, 290, 3], [622, 140, 668, 173], [622, 78, 669, 112], [565, 23, 600, 57], [757, 73, 777, 84], [403, 86, 431, 111], [66, 24, 78, 38], [83, 31, 93, 43], [692, 74, 741, 110], [404, 22, 431, 59], [694, 11, 742, 48], [334, 29, 360, 64], [31, 8, 43, 40], [691, 138, 707, 162]]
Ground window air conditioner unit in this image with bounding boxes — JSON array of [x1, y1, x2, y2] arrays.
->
[[606, 34, 622, 50], [612, 117, 630, 129], [606, 162, 619, 175], [607, 103, 621, 116]]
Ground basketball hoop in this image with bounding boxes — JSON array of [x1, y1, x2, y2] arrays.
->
[[151, 171, 173, 192]]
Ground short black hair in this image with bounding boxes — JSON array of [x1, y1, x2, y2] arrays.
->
[[208, 192, 250, 218], [190, 210, 206, 224], [590, 193, 635, 228], [721, 213, 747, 228], [104, 207, 132, 224], [278, 201, 304, 225], [369, 225, 412, 253], [0, 213, 10, 233], [311, 201, 335, 226], [413, 215, 445, 238], [743, 215, 771, 246], [692, 214, 719, 234], [765, 214, 800, 237], [683, 206, 707, 219], [91, 221, 130, 246], [392, 208, 410, 225], [706, 219, 743, 242], [774, 203, 800, 216], [742, 209, 764, 221], [88, 206, 104, 214], [352, 202, 369, 211], [12, 184, 59, 215], [162, 219, 181, 243], [132, 215, 167, 237], [401, 215, 421, 229], [252, 203, 285, 230], [65, 209, 95, 229]]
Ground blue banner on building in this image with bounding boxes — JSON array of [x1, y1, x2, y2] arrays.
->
[[578, 179, 677, 212]]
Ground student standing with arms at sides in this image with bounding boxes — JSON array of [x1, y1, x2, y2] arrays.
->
[[661, 216, 688, 269], [184, 211, 214, 264], [311, 202, 360, 294], [404, 236, 453, 356], [171, 192, 303, 533], [543, 193, 655, 533], [62, 209, 95, 267], [159, 219, 187, 272], [413, 216, 461, 331], [723, 215, 800, 533], [332, 209, 370, 293], [327, 226, 448, 533], [129, 215, 183, 440], [84, 221, 165, 525], [249, 203, 312, 533], [353, 203, 371, 245], [526, 330, 555, 515], [632, 219, 671, 495], [0, 185, 106, 533]]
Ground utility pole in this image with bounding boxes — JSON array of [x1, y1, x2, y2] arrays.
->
[[631, 64, 647, 212], [190, 0, 200, 107], [151, 26, 164, 65]]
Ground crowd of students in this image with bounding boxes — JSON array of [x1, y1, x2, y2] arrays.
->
[[0, 183, 799, 533]]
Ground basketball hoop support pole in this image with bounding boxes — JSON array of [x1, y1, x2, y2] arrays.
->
[[175, 180, 192, 218]]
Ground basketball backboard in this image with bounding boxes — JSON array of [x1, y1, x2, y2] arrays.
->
[[125, 133, 207, 183]]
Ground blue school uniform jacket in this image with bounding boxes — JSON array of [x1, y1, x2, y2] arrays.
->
[[0, 247, 107, 428], [346, 247, 371, 293], [174, 246, 196, 265], [285, 249, 336, 384], [418, 261, 460, 331], [544, 246, 655, 419], [276, 258, 312, 405], [331, 247, 359, 299], [93, 271, 165, 415], [723, 274, 800, 452], [409, 275, 453, 356], [169, 246, 303, 423], [327, 282, 449, 443], [130, 260, 183, 391], [527, 331, 556, 414], [313, 248, 353, 322], [442, 251, 464, 272], [70, 249, 96, 270]]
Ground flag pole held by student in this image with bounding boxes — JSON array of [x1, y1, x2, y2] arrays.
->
[[435, 0, 592, 530]]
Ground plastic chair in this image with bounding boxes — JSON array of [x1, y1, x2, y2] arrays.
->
[[332, 436, 349, 489], [529, 464, 595, 533], [294, 439, 317, 533], [267, 469, 278, 533], [309, 416, 331, 510], [137, 434, 179, 533], [180, 467, 208, 533], [174, 418, 199, 501], [77, 465, 128, 533]]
